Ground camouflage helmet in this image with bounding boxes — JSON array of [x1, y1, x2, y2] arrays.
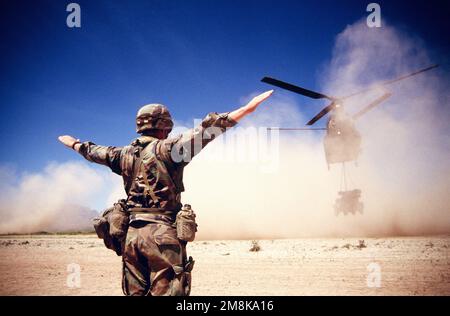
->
[[136, 103, 174, 134]]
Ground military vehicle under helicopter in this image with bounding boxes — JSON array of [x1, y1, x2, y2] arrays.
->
[[262, 64, 439, 215]]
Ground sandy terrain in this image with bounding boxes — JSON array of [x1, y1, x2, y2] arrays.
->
[[0, 234, 449, 296]]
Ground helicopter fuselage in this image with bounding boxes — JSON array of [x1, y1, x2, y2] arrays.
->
[[324, 113, 361, 165]]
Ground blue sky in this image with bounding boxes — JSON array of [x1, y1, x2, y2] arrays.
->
[[1, 0, 449, 173]]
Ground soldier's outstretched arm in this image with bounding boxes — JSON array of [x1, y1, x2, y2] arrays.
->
[[228, 90, 273, 122], [160, 90, 274, 165], [58, 135, 123, 175]]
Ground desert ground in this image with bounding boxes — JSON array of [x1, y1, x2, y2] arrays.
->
[[0, 234, 449, 296]]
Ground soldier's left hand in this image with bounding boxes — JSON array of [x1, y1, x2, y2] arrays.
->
[[244, 90, 274, 113], [58, 135, 79, 149]]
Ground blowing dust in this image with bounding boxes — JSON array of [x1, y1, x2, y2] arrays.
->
[[0, 21, 449, 238], [183, 20, 450, 239]]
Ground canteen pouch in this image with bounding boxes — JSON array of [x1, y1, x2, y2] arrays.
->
[[176, 204, 197, 242]]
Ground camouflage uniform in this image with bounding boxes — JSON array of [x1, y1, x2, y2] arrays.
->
[[78, 112, 236, 296]]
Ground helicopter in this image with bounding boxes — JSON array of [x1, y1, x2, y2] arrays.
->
[[262, 64, 439, 215], [263, 64, 438, 167]]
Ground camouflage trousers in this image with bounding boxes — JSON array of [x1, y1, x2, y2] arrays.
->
[[122, 221, 192, 296]]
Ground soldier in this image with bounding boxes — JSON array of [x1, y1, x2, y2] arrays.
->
[[58, 90, 273, 296]]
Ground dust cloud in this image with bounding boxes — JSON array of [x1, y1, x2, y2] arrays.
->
[[183, 20, 450, 239], [0, 162, 116, 234], [1, 20, 449, 238]]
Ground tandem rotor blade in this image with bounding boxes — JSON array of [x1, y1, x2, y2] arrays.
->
[[261, 77, 335, 101], [352, 92, 393, 120], [306, 101, 336, 126], [380, 64, 439, 86], [342, 64, 439, 100]]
